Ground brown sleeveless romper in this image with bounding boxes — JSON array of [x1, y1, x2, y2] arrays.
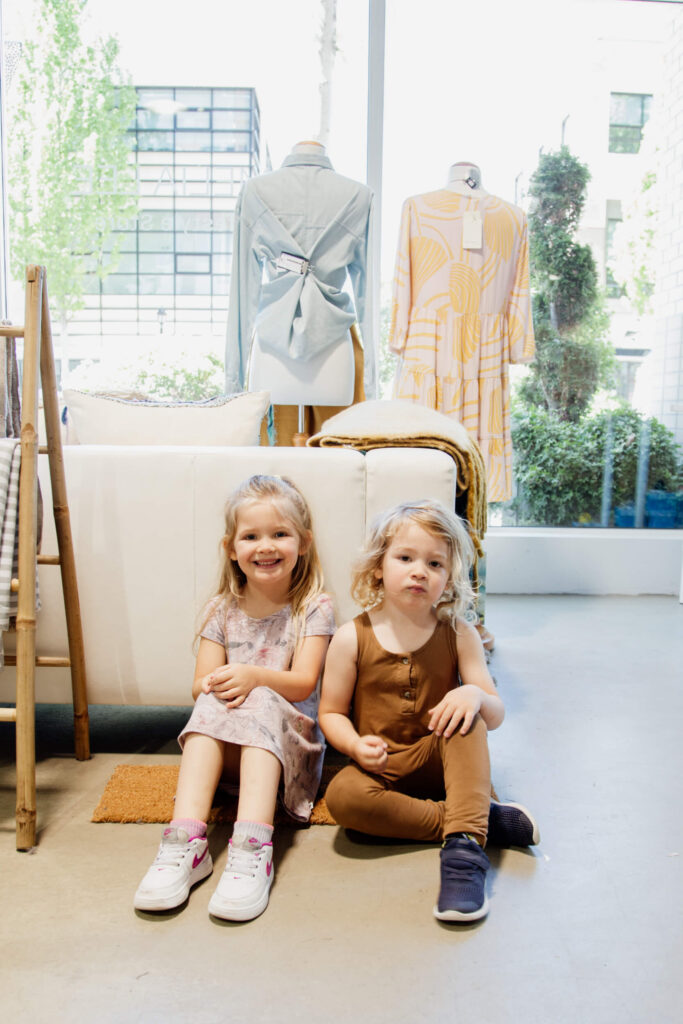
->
[[325, 612, 491, 843]]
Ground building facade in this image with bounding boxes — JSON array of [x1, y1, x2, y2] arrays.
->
[[75, 85, 265, 346]]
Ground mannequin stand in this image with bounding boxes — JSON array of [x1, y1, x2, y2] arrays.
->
[[292, 405, 309, 446]]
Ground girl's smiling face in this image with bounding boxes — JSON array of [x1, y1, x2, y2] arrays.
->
[[229, 500, 308, 589], [377, 521, 450, 608]]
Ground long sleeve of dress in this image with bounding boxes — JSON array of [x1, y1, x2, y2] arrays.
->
[[506, 217, 535, 365], [225, 188, 263, 393], [347, 194, 375, 396], [388, 199, 413, 355]]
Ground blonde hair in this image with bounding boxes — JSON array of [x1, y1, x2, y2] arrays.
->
[[200, 474, 324, 651], [351, 499, 477, 628]]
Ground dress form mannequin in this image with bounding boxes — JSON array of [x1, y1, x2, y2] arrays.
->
[[291, 139, 325, 155], [446, 161, 489, 197], [246, 139, 356, 443]]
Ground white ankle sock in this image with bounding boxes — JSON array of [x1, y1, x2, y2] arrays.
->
[[232, 820, 273, 848]]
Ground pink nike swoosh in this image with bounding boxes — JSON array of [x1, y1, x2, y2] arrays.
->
[[266, 861, 273, 877], [193, 847, 209, 869]]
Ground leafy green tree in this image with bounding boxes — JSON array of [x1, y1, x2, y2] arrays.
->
[[519, 146, 614, 421], [610, 168, 657, 316], [8, 0, 137, 342]]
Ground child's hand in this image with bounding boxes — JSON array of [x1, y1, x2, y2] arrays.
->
[[352, 734, 389, 773], [205, 664, 258, 708], [428, 684, 483, 737]]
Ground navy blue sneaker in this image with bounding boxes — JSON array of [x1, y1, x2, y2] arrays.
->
[[488, 800, 540, 848], [434, 835, 490, 922]]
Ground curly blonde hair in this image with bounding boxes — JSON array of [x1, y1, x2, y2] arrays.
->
[[199, 475, 324, 650], [351, 500, 476, 628]]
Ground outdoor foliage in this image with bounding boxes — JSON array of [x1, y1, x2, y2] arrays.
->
[[8, 0, 137, 334], [611, 168, 657, 316], [65, 351, 225, 402], [511, 404, 681, 526], [523, 147, 614, 422], [506, 144, 682, 527], [132, 355, 225, 402]]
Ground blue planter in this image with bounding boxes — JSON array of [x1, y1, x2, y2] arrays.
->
[[614, 503, 635, 528], [645, 491, 677, 528]]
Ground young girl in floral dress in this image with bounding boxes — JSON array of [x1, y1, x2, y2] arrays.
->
[[134, 475, 335, 921]]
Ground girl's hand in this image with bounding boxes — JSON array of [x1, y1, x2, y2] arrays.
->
[[205, 663, 258, 708], [428, 684, 483, 737], [352, 734, 389, 773]]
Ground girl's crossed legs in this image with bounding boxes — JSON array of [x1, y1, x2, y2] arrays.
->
[[325, 715, 491, 846]]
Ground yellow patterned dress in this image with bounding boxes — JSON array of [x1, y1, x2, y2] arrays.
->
[[388, 190, 535, 503]]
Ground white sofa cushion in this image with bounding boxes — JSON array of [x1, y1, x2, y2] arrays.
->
[[2, 446, 457, 705], [63, 389, 270, 447]]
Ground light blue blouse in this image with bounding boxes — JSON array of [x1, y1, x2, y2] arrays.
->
[[225, 151, 375, 398]]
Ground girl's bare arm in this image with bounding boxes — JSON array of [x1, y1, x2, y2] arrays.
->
[[193, 637, 228, 700], [204, 634, 331, 706]]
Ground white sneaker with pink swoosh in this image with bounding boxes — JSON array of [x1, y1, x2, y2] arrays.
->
[[134, 827, 213, 911], [208, 836, 274, 921]]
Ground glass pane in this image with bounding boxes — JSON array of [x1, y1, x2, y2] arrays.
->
[[138, 232, 175, 253], [176, 111, 211, 130], [175, 131, 211, 152], [102, 275, 138, 295], [176, 254, 211, 274], [139, 211, 175, 231], [609, 126, 642, 154], [139, 274, 174, 295], [176, 211, 213, 232], [213, 89, 253, 109], [175, 232, 211, 253], [175, 274, 211, 295], [140, 253, 174, 273], [136, 109, 174, 131], [212, 131, 251, 152], [136, 131, 174, 152], [176, 89, 212, 108], [610, 92, 645, 127], [213, 110, 251, 131]]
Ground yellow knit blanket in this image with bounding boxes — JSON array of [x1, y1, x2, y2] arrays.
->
[[307, 399, 488, 555]]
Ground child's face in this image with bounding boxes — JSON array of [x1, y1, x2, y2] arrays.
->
[[228, 500, 309, 589], [377, 521, 450, 609]]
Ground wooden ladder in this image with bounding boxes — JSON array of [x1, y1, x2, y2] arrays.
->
[[0, 265, 89, 850]]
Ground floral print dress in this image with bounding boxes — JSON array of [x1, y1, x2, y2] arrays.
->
[[179, 593, 335, 821]]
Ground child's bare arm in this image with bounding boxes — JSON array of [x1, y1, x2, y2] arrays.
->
[[319, 622, 388, 772], [428, 619, 505, 736], [206, 634, 331, 707], [193, 637, 228, 700]]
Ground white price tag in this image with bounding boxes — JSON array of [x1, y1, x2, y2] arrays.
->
[[462, 211, 483, 250]]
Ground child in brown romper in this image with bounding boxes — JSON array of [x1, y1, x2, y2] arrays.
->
[[319, 499, 538, 922]]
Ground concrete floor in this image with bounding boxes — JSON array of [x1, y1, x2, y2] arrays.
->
[[2, 594, 682, 1024]]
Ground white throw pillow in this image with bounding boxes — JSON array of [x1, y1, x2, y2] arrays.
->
[[63, 389, 270, 446]]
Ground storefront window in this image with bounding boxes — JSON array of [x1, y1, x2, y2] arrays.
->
[[1, 0, 680, 528], [381, 0, 682, 530], [2, 0, 369, 390]]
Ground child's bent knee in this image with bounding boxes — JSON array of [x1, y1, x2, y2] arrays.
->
[[325, 768, 375, 827]]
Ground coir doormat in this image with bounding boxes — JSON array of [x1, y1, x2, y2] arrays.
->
[[92, 763, 339, 826]]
